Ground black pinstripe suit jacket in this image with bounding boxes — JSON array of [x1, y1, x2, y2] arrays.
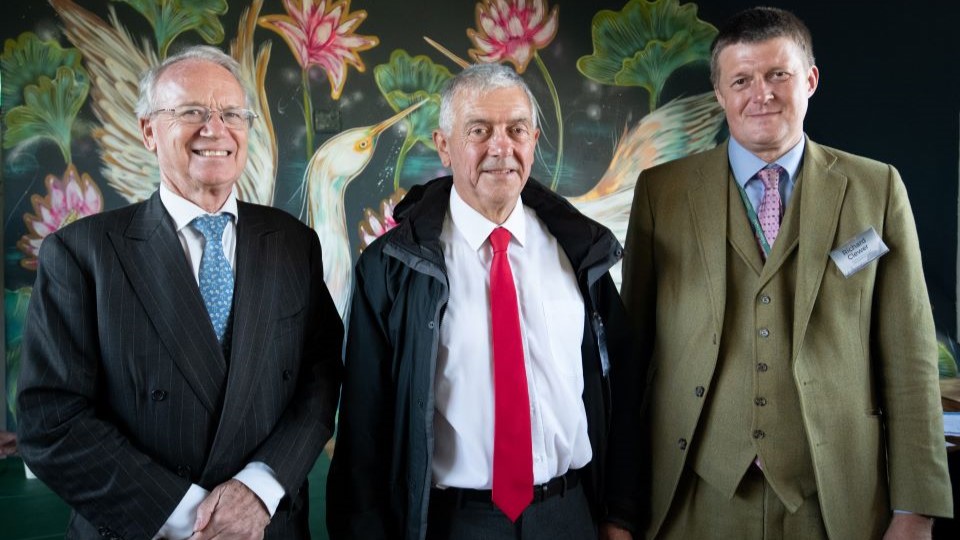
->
[[17, 191, 343, 539]]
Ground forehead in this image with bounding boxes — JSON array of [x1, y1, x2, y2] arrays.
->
[[155, 59, 244, 104], [717, 37, 807, 73], [451, 85, 533, 124]]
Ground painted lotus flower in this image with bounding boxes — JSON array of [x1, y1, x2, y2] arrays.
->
[[358, 188, 407, 252], [18, 164, 103, 270], [260, 0, 379, 99], [467, 0, 559, 74]]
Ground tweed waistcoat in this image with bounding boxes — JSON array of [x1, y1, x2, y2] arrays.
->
[[689, 171, 816, 512]]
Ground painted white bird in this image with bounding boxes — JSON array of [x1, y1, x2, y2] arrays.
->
[[302, 100, 426, 317], [569, 92, 726, 286], [50, 0, 276, 205]]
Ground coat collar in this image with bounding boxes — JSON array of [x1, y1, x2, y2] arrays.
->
[[391, 176, 623, 282]]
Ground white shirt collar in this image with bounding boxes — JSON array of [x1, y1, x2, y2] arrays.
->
[[449, 184, 526, 251], [159, 183, 239, 232]]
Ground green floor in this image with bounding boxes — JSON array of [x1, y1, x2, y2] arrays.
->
[[0, 454, 332, 539]]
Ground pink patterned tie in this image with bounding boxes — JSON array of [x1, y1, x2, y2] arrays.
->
[[488, 227, 533, 522], [757, 165, 783, 250]]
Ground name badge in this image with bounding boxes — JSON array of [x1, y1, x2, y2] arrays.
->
[[829, 227, 889, 278]]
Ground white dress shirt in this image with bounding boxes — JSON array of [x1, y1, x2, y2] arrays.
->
[[431, 185, 591, 489], [154, 184, 285, 539]]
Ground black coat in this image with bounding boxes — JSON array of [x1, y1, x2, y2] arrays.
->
[[327, 177, 644, 540], [18, 193, 344, 539]]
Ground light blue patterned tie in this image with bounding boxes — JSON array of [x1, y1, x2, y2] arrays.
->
[[191, 214, 234, 343]]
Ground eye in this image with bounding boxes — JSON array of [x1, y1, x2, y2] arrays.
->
[[770, 71, 790, 81], [354, 137, 372, 151], [222, 110, 244, 122], [731, 78, 747, 87], [466, 126, 489, 141], [510, 126, 530, 140], [178, 107, 207, 121]]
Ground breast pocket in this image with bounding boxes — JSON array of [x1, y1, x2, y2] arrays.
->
[[542, 299, 585, 379]]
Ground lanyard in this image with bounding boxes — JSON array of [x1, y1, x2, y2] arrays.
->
[[733, 177, 772, 257]]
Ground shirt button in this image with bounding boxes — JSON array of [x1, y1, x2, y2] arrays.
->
[[757, 363, 769, 372], [151, 389, 168, 401], [759, 294, 771, 304], [678, 438, 688, 450], [753, 430, 765, 439], [754, 397, 767, 406], [759, 328, 770, 338], [694, 386, 705, 397]]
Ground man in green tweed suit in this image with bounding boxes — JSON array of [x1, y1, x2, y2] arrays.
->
[[622, 6, 952, 540]]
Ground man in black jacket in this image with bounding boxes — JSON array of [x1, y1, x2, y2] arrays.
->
[[328, 63, 643, 540]]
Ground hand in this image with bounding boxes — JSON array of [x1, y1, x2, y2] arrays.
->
[[0, 431, 17, 458], [882, 513, 933, 540], [190, 479, 270, 539], [600, 522, 633, 540]]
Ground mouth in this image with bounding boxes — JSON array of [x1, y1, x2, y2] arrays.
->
[[481, 168, 519, 176], [193, 149, 231, 157]]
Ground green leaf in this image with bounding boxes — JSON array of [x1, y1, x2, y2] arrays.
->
[[1, 32, 85, 110], [3, 66, 90, 164], [577, 0, 716, 108], [5, 287, 32, 422], [113, 0, 228, 58], [374, 49, 452, 150]]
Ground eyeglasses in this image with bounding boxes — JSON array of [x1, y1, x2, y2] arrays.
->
[[150, 106, 259, 129]]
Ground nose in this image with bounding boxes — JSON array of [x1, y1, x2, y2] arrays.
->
[[487, 127, 513, 157], [751, 79, 773, 103], [199, 112, 228, 136]]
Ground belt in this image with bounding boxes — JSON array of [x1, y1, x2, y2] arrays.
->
[[432, 469, 580, 507]]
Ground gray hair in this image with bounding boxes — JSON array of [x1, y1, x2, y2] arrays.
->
[[437, 63, 539, 133], [134, 45, 252, 118]]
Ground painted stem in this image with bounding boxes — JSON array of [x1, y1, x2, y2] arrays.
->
[[534, 52, 563, 191], [301, 68, 315, 161], [393, 136, 416, 190]]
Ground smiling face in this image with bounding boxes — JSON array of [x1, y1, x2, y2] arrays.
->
[[140, 59, 248, 211], [714, 37, 818, 162], [433, 85, 539, 224]]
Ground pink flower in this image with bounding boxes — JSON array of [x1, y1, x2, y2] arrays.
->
[[357, 188, 407, 252], [259, 0, 379, 99], [467, 0, 559, 74], [18, 165, 103, 270]]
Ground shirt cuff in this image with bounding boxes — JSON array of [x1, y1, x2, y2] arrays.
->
[[233, 461, 285, 517], [153, 483, 209, 540]]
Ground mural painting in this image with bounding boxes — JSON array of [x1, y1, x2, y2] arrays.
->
[[3, 0, 733, 435]]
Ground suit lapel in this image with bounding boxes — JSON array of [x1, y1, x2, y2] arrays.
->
[[205, 202, 281, 465], [688, 145, 731, 329], [792, 140, 847, 360], [108, 192, 226, 414]]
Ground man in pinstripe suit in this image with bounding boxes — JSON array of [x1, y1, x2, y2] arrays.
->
[[17, 46, 342, 539]]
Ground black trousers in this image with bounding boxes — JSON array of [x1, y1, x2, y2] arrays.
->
[[425, 481, 596, 540]]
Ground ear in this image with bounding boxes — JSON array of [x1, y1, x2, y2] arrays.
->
[[806, 65, 820, 98], [433, 129, 451, 168], [532, 127, 541, 144], [140, 117, 157, 152]]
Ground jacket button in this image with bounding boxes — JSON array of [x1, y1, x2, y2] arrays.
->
[[151, 389, 168, 401], [677, 438, 687, 450], [759, 294, 771, 304], [756, 363, 768, 372], [176, 465, 191, 478], [427, 320, 435, 329], [282, 369, 293, 381], [758, 328, 770, 338], [753, 430, 765, 439], [754, 397, 767, 406], [694, 386, 705, 397]]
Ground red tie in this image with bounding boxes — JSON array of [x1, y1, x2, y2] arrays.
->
[[488, 227, 533, 521]]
